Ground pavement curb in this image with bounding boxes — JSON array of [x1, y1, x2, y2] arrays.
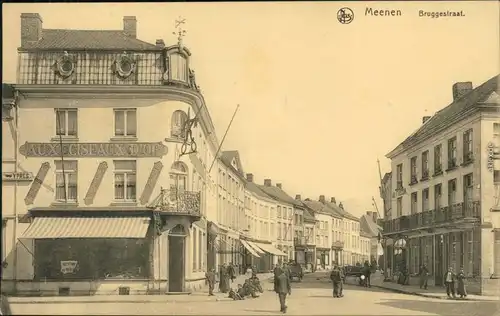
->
[[371, 285, 498, 302]]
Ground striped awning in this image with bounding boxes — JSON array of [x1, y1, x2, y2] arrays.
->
[[246, 241, 265, 255], [253, 242, 287, 256], [240, 240, 260, 258], [20, 217, 151, 239]]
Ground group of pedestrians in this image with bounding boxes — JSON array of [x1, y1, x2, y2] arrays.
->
[[443, 266, 468, 299], [204, 262, 237, 296]]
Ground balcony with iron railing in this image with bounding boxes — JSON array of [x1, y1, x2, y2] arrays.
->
[[147, 188, 201, 218], [331, 240, 345, 250], [383, 201, 480, 234], [294, 237, 308, 247]]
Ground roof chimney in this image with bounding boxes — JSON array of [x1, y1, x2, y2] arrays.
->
[[246, 173, 254, 183], [331, 197, 336, 204], [21, 13, 43, 47], [422, 116, 431, 124], [276, 183, 282, 189], [123, 16, 137, 38], [295, 194, 301, 200], [319, 195, 325, 203], [264, 179, 272, 187], [452, 82, 473, 101], [372, 212, 378, 223], [339, 202, 344, 210], [155, 39, 165, 48], [366, 211, 372, 217]]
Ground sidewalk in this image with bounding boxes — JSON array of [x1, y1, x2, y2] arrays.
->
[[6, 273, 274, 305], [370, 272, 498, 302]]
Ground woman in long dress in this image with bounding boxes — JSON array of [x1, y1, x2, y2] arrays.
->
[[219, 264, 228, 293], [457, 268, 467, 298]]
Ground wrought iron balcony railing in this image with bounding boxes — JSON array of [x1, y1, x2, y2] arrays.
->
[[383, 201, 480, 234], [331, 240, 345, 249], [147, 188, 201, 215]]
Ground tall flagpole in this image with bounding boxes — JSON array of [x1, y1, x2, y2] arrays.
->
[[208, 104, 240, 173]]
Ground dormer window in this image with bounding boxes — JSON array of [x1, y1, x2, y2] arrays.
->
[[170, 53, 187, 82]]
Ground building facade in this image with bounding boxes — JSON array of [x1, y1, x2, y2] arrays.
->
[[360, 230, 372, 264], [242, 173, 283, 272], [2, 13, 222, 295], [383, 76, 500, 295], [360, 211, 383, 266], [258, 180, 297, 262], [214, 151, 245, 270]]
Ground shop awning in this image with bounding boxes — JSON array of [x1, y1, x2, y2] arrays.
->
[[20, 217, 151, 239], [240, 240, 261, 258], [245, 241, 265, 255], [252, 242, 287, 256]]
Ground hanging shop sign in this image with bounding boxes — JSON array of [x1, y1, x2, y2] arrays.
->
[[487, 142, 495, 172], [2, 172, 34, 181], [19, 142, 168, 158]]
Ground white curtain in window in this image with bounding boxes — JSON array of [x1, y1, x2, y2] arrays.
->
[[126, 110, 137, 136], [115, 111, 125, 136], [67, 111, 77, 136]]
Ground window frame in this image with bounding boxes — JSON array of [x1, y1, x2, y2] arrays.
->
[[114, 108, 137, 138], [434, 144, 442, 174], [448, 137, 457, 168], [54, 160, 78, 203], [463, 129, 474, 161], [421, 151, 429, 178], [55, 108, 78, 137], [169, 53, 188, 82], [113, 160, 137, 202]]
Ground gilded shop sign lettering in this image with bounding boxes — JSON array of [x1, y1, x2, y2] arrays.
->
[[19, 142, 168, 158]]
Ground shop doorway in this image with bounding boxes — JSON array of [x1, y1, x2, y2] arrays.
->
[[168, 225, 186, 292]]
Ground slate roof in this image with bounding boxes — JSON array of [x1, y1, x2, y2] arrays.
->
[[360, 230, 372, 238], [20, 29, 159, 51], [257, 184, 303, 208], [303, 208, 317, 222], [325, 201, 359, 221], [302, 199, 342, 218], [245, 180, 274, 201], [360, 214, 382, 238], [220, 151, 245, 180], [387, 75, 499, 157]]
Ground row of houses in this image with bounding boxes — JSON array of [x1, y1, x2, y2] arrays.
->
[[380, 75, 500, 296], [1, 13, 380, 296]]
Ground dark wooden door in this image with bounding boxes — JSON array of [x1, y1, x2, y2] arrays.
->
[[168, 235, 185, 292]]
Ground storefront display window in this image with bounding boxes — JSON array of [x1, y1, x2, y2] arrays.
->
[[34, 238, 150, 280]]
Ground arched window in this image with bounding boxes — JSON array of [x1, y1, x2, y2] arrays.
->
[[170, 161, 188, 192], [169, 53, 187, 82], [171, 110, 188, 138]]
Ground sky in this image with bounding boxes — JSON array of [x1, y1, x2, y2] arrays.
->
[[3, 2, 499, 217]]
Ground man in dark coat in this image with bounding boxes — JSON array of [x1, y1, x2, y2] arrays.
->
[[362, 261, 372, 288], [228, 263, 236, 283], [273, 263, 283, 292], [275, 269, 292, 313], [205, 268, 216, 296], [330, 265, 344, 298], [443, 267, 457, 298], [419, 264, 429, 290]]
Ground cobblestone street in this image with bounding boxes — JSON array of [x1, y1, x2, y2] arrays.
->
[[7, 273, 499, 316]]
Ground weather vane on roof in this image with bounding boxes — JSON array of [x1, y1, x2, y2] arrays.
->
[[173, 16, 187, 47]]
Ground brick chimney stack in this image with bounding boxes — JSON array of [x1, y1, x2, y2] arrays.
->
[[372, 212, 378, 223], [366, 211, 372, 217], [123, 16, 137, 38], [21, 13, 43, 47], [452, 82, 473, 101], [331, 197, 336, 204], [276, 183, 282, 189], [319, 195, 326, 203], [246, 173, 254, 182], [339, 202, 344, 210], [295, 194, 301, 200], [264, 179, 272, 187]]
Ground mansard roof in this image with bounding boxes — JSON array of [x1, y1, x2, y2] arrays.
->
[[20, 29, 159, 51]]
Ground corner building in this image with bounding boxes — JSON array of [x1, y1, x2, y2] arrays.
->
[[383, 76, 500, 295], [2, 13, 220, 295]]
